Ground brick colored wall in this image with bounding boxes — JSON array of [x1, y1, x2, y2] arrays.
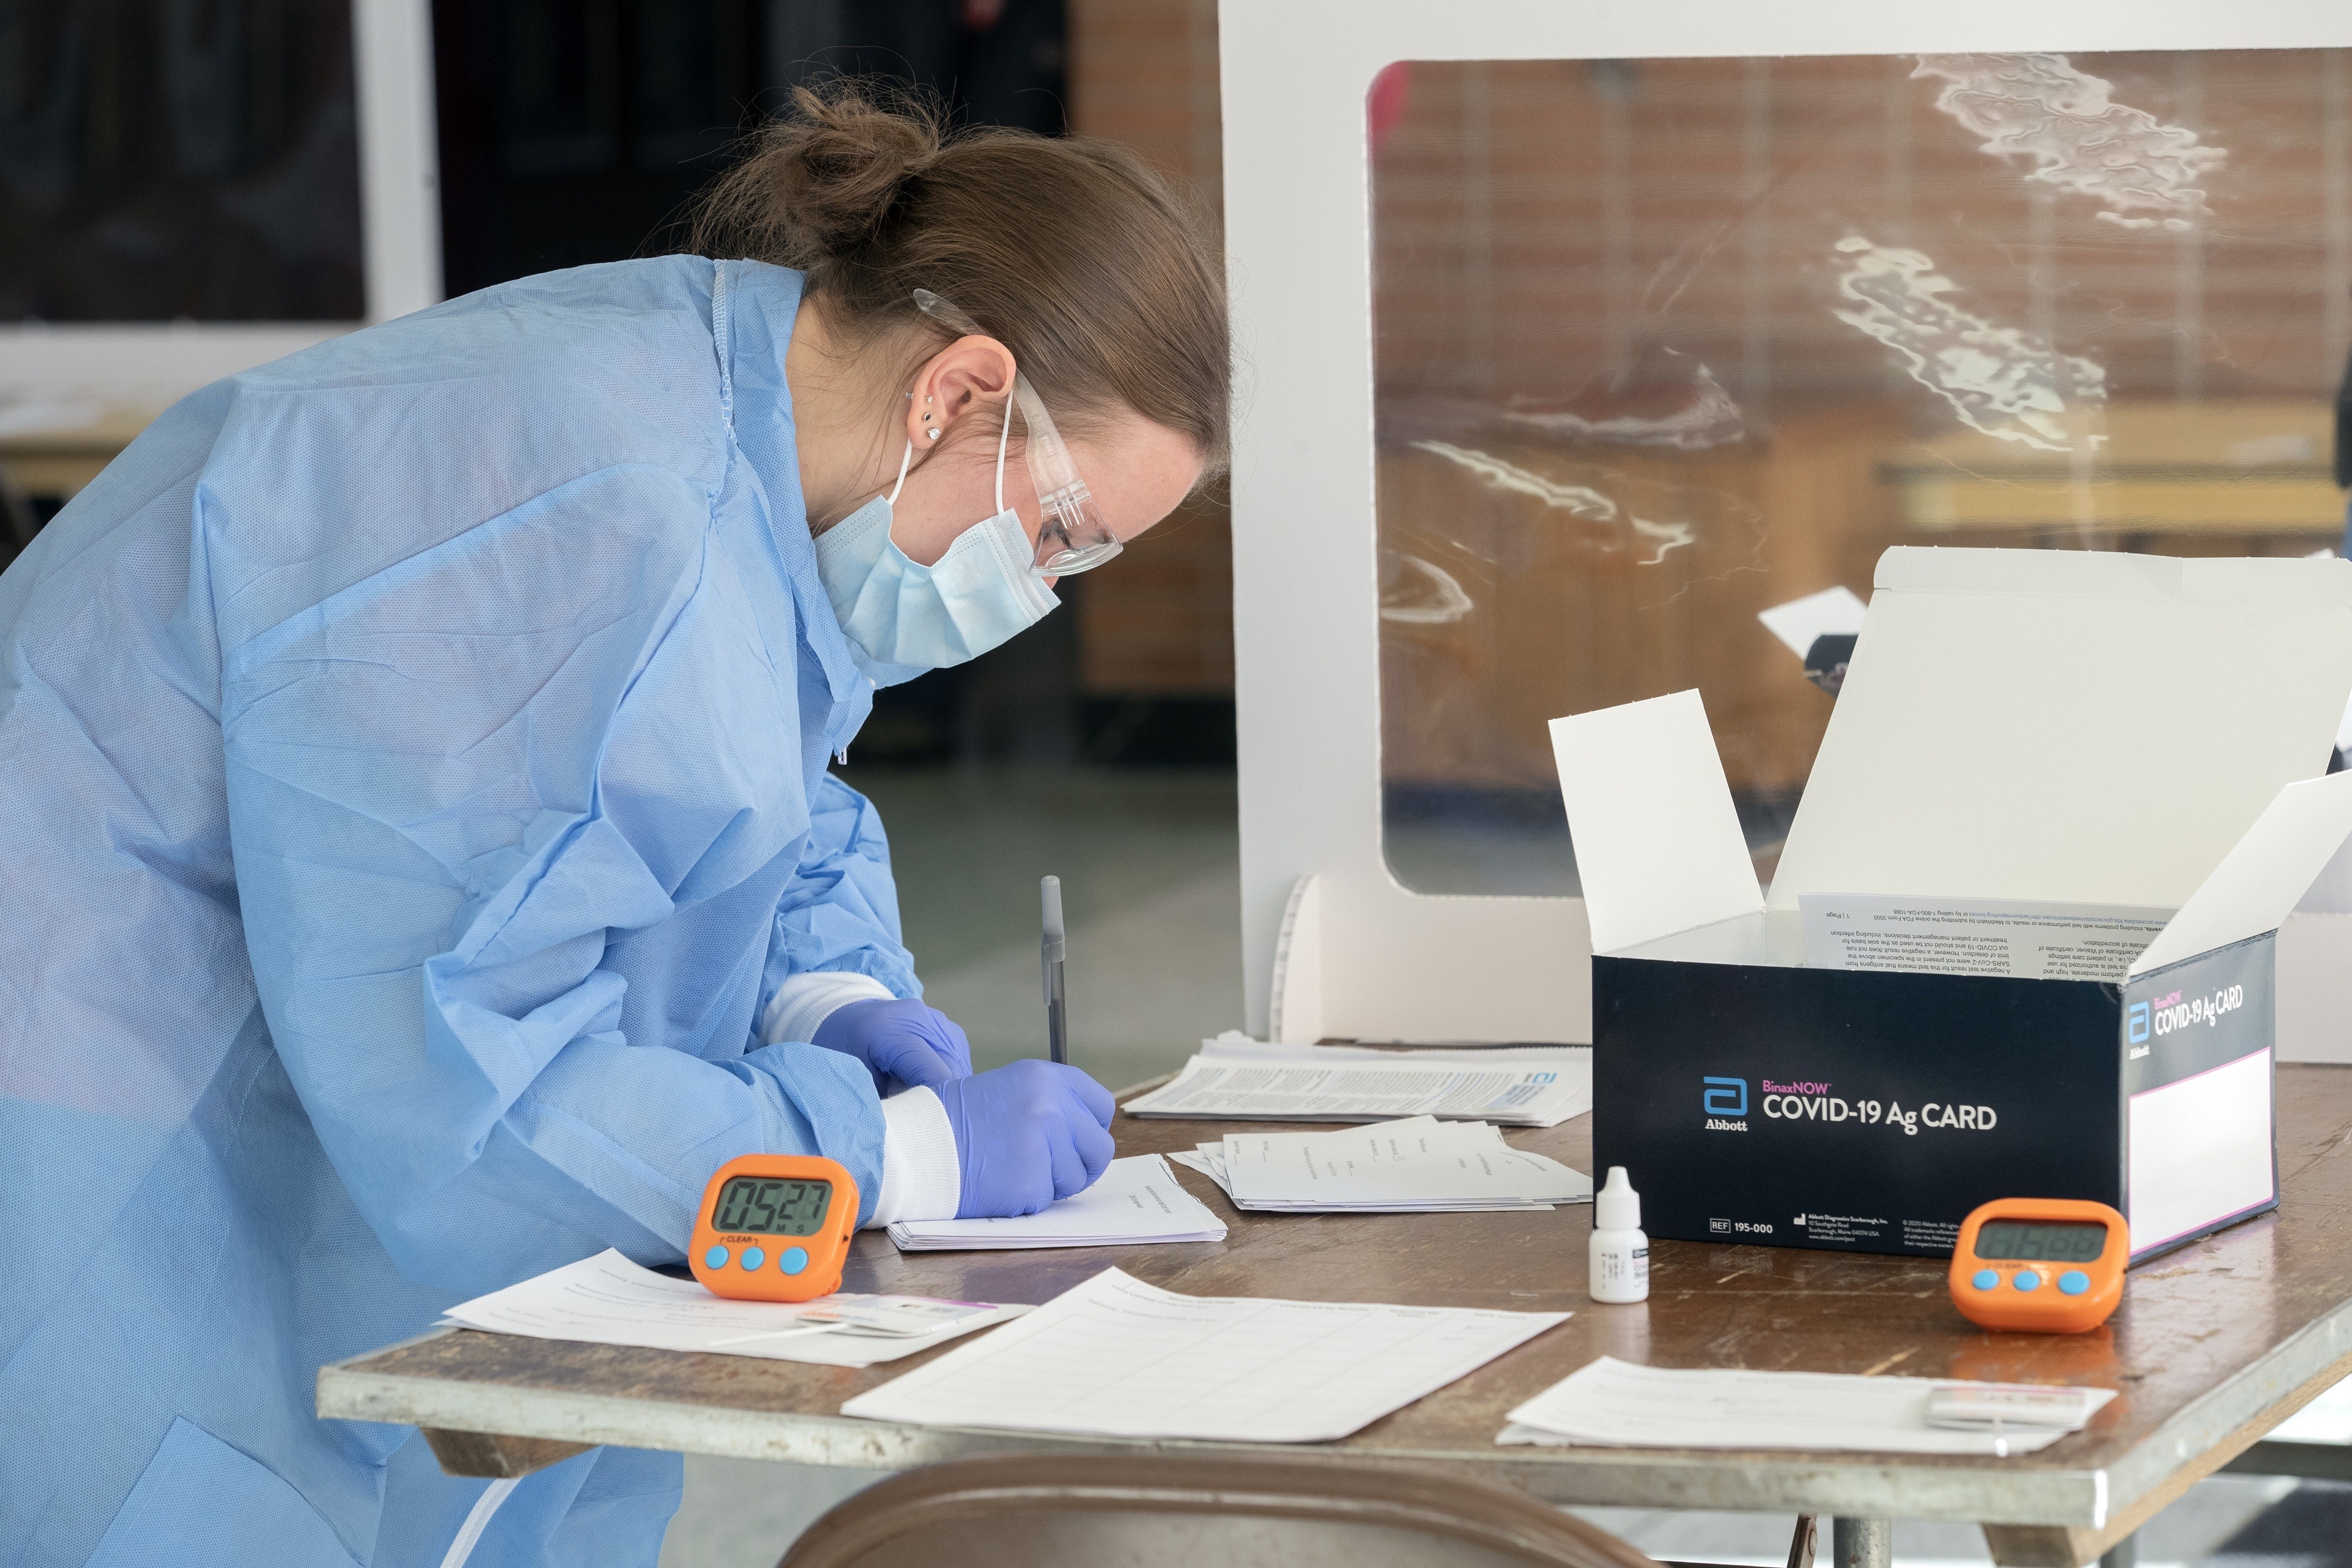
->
[[1065, 0, 1232, 697], [1372, 51, 2352, 796]]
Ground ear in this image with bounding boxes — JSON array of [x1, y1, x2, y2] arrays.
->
[[905, 335, 1018, 450]]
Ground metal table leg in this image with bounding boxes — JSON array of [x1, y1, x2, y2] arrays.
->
[[1832, 1517, 1893, 1568]]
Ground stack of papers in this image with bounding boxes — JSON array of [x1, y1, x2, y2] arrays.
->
[[887, 1155, 1226, 1252], [1498, 1357, 2115, 1457], [1169, 1117, 1591, 1213], [440, 1250, 1027, 1367], [1125, 1035, 1589, 1128], [842, 1265, 1570, 1442]]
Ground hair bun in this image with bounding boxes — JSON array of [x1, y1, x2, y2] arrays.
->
[[728, 82, 944, 268]]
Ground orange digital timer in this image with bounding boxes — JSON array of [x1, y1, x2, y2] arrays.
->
[[688, 1154, 861, 1302], [1947, 1197, 2128, 1333]]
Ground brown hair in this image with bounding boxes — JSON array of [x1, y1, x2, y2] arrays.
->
[[691, 80, 1229, 473]]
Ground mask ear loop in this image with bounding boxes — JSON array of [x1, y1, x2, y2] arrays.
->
[[993, 396, 1012, 515], [883, 392, 1009, 511], [884, 439, 915, 505]]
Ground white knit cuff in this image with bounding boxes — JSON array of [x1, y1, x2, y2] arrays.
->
[[870, 1086, 962, 1226], [760, 971, 897, 1047]]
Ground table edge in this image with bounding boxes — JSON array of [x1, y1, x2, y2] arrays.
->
[[317, 1330, 2106, 1524]]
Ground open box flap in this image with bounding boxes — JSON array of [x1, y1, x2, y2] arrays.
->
[[1768, 549, 2352, 914], [1550, 690, 1763, 956], [2131, 772, 2352, 976]]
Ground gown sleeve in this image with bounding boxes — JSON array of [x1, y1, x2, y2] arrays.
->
[[753, 772, 922, 1039], [217, 465, 884, 1294]]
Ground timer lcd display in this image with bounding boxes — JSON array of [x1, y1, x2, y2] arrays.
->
[[710, 1175, 832, 1237], [1973, 1218, 2108, 1263]]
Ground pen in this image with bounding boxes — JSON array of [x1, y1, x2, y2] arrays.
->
[[1041, 875, 1067, 1066]]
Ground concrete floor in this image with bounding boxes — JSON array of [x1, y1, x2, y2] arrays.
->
[[656, 763, 2352, 1568]]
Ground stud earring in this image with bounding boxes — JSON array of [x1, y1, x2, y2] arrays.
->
[[927, 428, 942, 440]]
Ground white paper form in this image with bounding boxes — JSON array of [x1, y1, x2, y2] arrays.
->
[[1125, 1056, 1588, 1127], [441, 1250, 1028, 1367], [887, 1155, 1226, 1251], [842, 1267, 1570, 1442], [1801, 894, 2171, 981], [1219, 1118, 1589, 1212], [1501, 1358, 2115, 1457]]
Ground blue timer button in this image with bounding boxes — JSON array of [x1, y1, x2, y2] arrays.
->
[[740, 1246, 766, 1271], [703, 1246, 729, 1270], [1970, 1269, 1999, 1291], [2059, 1270, 2092, 1296], [781, 1246, 809, 1276], [2014, 1270, 2043, 1292]]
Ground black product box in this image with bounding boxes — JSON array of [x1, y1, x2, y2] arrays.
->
[[1550, 549, 2352, 1264], [1591, 935, 2278, 1261]]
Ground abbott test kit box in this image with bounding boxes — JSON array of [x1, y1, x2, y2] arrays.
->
[[1552, 549, 2352, 1262]]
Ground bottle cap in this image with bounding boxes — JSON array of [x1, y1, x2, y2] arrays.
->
[[1595, 1166, 1641, 1231]]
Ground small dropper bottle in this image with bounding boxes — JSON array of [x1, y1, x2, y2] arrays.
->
[[1588, 1166, 1649, 1303]]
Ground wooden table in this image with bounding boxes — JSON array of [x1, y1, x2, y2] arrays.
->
[[318, 1065, 2352, 1568]]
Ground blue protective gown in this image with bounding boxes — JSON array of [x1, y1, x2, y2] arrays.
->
[[0, 259, 922, 1567]]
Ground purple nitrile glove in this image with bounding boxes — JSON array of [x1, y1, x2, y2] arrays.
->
[[933, 1060, 1117, 1218], [810, 997, 973, 1094]]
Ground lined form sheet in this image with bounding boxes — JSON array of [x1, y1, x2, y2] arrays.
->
[[842, 1266, 1569, 1442]]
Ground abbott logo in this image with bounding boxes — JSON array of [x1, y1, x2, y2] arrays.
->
[[2127, 1003, 2150, 1045], [1702, 1077, 1748, 1117]]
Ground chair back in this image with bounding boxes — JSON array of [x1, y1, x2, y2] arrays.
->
[[779, 1453, 1662, 1568]]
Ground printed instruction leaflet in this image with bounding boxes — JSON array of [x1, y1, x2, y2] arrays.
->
[[1801, 894, 2170, 982], [1169, 1117, 1591, 1212], [1126, 1041, 1589, 1128]]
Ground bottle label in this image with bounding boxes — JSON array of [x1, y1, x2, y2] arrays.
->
[[1594, 1241, 1649, 1294]]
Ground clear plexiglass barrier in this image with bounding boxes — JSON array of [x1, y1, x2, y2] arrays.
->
[[1373, 51, 2352, 898]]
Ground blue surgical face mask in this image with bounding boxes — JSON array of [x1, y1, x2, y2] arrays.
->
[[812, 413, 1060, 689]]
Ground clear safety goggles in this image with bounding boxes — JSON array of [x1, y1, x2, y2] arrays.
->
[[913, 289, 1124, 578]]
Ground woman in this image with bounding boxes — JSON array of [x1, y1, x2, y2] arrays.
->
[[0, 83, 1227, 1567]]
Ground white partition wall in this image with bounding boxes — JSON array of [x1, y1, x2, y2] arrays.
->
[[1221, 0, 2352, 1043]]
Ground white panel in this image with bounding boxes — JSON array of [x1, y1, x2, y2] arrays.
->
[[1550, 692, 1763, 956], [1770, 551, 2352, 914], [1222, 1, 2352, 1044], [2127, 1047, 2274, 1254]]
